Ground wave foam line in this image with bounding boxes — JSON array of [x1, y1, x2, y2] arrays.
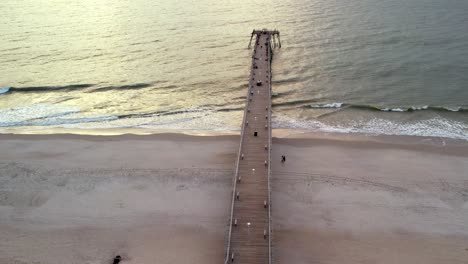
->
[[272, 115, 468, 141], [0, 115, 118, 127]]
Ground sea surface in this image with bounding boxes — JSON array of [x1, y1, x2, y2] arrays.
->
[[1, 0, 468, 139]]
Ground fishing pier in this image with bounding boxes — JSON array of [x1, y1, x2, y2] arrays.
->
[[225, 29, 281, 264]]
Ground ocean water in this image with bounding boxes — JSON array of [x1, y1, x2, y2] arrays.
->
[[1, 0, 467, 139]]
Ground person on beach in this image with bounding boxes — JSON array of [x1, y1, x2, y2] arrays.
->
[[281, 155, 286, 163], [113, 255, 121, 264]]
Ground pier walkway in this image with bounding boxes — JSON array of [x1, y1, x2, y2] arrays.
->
[[225, 30, 280, 264]]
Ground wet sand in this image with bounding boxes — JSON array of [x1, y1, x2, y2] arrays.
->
[[0, 133, 467, 263]]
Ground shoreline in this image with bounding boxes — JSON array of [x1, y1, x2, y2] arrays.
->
[[1, 126, 467, 145]]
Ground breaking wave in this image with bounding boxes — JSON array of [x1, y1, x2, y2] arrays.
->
[[308, 103, 467, 112], [310, 102, 343, 108]]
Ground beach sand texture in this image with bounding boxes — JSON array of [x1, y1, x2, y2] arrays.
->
[[0, 133, 467, 264]]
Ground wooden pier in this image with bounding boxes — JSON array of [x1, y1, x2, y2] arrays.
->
[[225, 29, 280, 264]]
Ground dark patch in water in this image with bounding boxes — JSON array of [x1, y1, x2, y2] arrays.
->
[[217, 107, 244, 112], [9, 84, 95, 93], [89, 83, 152, 92]]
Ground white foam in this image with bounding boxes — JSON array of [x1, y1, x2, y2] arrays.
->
[[381, 107, 405, 112], [410, 105, 429, 111], [310, 102, 343, 108], [355, 118, 468, 140], [0, 104, 119, 128], [445, 107, 461, 112], [1, 103, 467, 141], [61, 108, 241, 131], [0, 104, 80, 127], [0, 87, 11, 94], [272, 115, 468, 141]]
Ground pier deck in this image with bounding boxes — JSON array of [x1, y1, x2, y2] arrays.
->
[[225, 30, 280, 264]]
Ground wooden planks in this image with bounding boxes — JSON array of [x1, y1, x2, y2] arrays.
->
[[225, 30, 278, 264]]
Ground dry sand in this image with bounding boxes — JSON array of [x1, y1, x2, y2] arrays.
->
[[0, 132, 467, 264], [271, 134, 468, 264]]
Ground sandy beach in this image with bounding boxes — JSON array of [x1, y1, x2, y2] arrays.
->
[[0, 132, 467, 264]]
